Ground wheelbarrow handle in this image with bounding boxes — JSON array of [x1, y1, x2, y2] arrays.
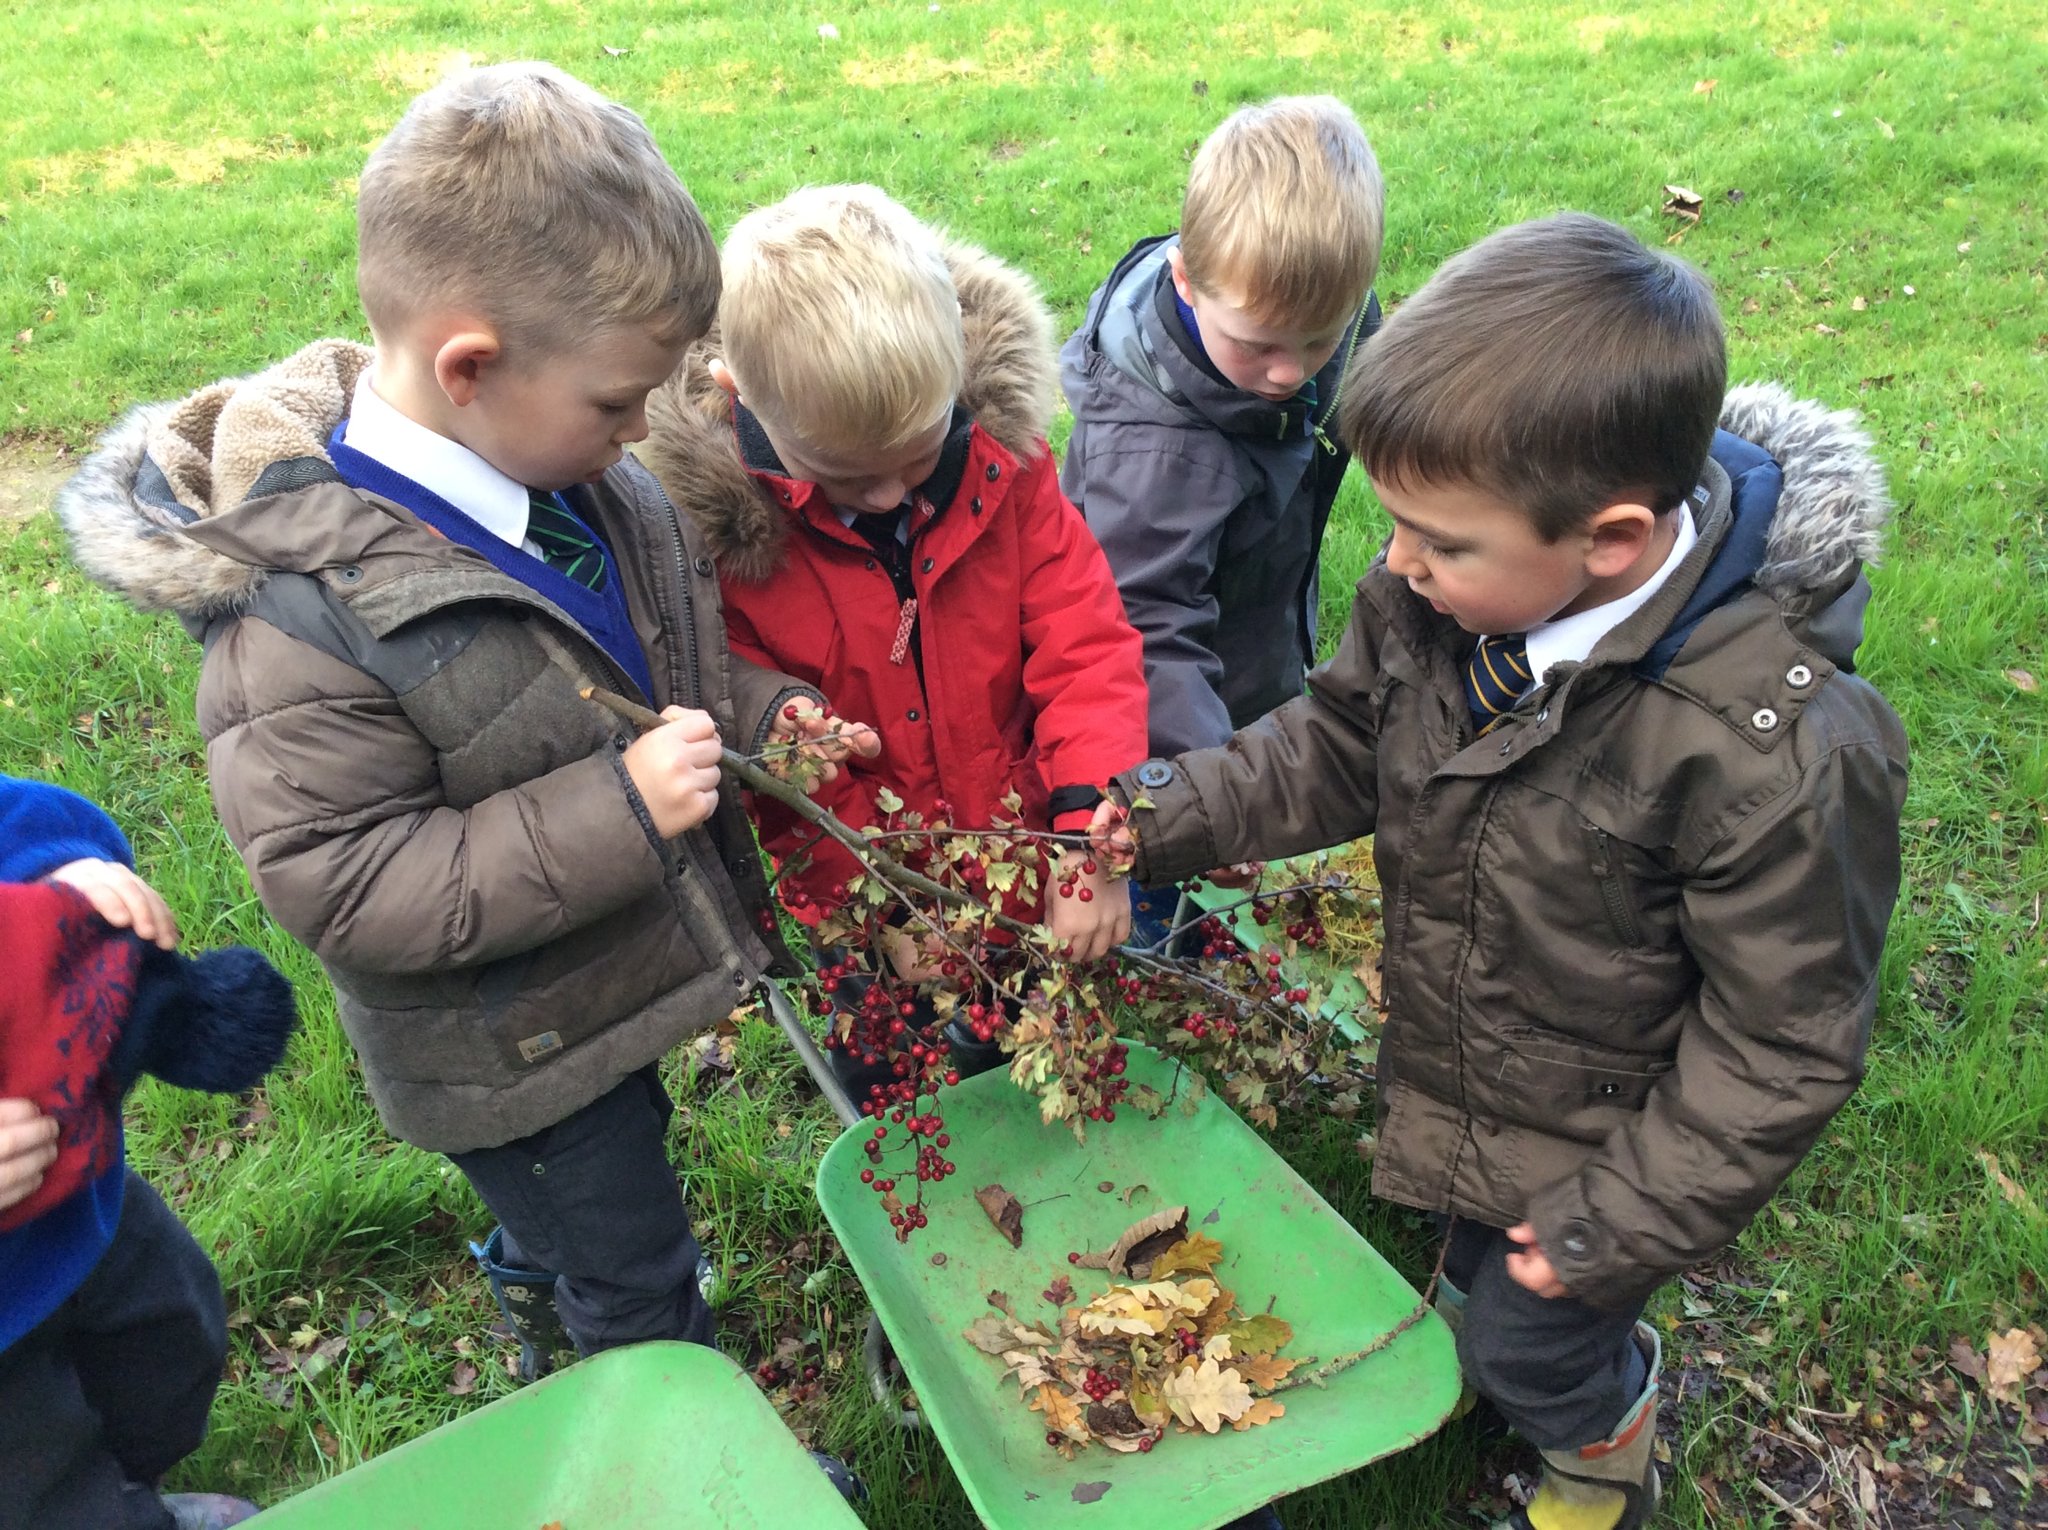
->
[[760, 979, 863, 1130]]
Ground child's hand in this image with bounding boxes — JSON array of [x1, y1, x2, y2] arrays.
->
[[1504, 1222, 1570, 1299], [1047, 853, 1131, 964], [764, 697, 881, 793], [1085, 799, 1138, 878], [623, 707, 725, 837], [0, 1099, 59, 1213], [1200, 862, 1265, 891], [45, 859, 180, 949]]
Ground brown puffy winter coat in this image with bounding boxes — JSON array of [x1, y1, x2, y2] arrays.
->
[[59, 341, 804, 1153], [1114, 386, 1910, 1309]]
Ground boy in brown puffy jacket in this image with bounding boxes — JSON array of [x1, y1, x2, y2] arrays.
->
[[59, 65, 869, 1441], [1096, 214, 1908, 1529]]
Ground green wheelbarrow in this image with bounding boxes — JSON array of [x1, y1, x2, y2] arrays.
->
[[813, 1038, 1463, 1530], [255, 1340, 866, 1529]]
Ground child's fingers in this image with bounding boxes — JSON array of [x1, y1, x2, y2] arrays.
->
[[113, 870, 180, 949], [0, 1104, 60, 1213]]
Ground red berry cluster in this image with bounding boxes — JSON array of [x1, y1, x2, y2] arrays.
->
[[1054, 857, 1102, 902], [1081, 1367, 1117, 1403]]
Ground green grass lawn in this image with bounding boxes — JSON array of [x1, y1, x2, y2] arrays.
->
[[3, 2, 2045, 1525]]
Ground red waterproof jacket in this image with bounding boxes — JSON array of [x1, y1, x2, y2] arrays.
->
[[641, 241, 1148, 921]]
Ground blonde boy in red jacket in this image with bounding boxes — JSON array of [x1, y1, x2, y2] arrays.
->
[[642, 185, 1149, 1093]]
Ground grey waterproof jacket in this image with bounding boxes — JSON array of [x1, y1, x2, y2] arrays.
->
[[60, 341, 806, 1153], [1060, 234, 1379, 756], [1113, 386, 1910, 1310]]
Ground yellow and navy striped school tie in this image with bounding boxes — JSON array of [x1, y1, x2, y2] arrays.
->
[[1464, 633, 1532, 735]]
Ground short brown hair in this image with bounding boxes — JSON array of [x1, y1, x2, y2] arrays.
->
[[357, 62, 718, 357], [1180, 96, 1384, 331], [1339, 214, 1725, 539], [719, 184, 964, 456]]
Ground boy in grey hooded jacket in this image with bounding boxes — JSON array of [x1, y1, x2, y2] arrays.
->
[[1059, 96, 1385, 760]]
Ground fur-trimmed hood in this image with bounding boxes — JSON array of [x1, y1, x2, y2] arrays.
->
[[1721, 380, 1890, 599], [639, 237, 1057, 583], [58, 339, 373, 620]]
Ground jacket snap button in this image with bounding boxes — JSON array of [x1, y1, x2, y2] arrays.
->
[[1599, 1081, 1620, 1095], [612, 733, 631, 752], [1135, 761, 1174, 789], [1499, 740, 1512, 756], [1786, 664, 1813, 688], [695, 556, 714, 577], [1752, 707, 1780, 731], [920, 556, 934, 574], [1536, 708, 1549, 723], [971, 496, 983, 513], [338, 565, 363, 584], [864, 558, 877, 571], [732, 971, 749, 989], [907, 708, 921, 722], [985, 463, 1000, 481], [1563, 1234, 1587, 1256]]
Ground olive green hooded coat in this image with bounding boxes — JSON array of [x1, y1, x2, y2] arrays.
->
[[60, 341, 809, 1153], [1114, 386, 1910, 1309]]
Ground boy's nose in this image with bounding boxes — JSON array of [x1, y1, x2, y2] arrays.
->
[[861, 481, 907, 511], [1267, 356, 1305, 389], [618, 408, 651, 445], [1385, 525, 1425, 579]]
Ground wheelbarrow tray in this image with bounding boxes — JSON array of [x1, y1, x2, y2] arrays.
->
[[255, 1341, 865, 1529], [818, 1043, 1459, 1530]]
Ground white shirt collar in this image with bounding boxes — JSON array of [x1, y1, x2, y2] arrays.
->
[[1522, 505, 1700, 687], [341, 370, 532, 549]]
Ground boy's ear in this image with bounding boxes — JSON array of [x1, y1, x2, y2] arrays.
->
[[706, 358, 740, 401], [1582, 501, 1662, 580], [1166, 245, 1196, 306], [433, 328, 504, 409]]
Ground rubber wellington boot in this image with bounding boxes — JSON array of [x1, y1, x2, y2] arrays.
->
[[1500, 1323, 1662, 1530], [163, 1495, 262, 1529], [471, 1226, 572, 1382]]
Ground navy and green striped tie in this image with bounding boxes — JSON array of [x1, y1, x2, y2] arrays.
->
[[1464, 633, 1532, 735], [526, 493, 608, 592]]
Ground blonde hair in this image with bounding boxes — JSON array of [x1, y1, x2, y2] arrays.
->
[[1180, 96, 1385, 331], [719, 185, 964, 454], [356, 62, 718, 357]]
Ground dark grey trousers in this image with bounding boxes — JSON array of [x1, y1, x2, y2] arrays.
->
[[0, 1172, 227, 1530], [1443, 1218, 1651, 1451], [447, 1064, 714, 1354]]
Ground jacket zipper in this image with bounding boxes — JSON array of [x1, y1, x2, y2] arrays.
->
[[1590, 827, 1646, 947], [1309, 304, 1370, 455]]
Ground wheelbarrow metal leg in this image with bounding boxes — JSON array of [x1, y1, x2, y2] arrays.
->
[[759, 979, 922, 1431]]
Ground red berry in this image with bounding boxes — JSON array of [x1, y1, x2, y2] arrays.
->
[[783, 703, 801, 719], [1067, 1251, 1081, 1265], [1138, 1435, 1155, 1453], [860, 1168, 875, 1184], [1078, 887, 1094, 902]]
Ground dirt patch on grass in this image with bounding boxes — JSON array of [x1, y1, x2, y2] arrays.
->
[[0, 441, 73, 528]]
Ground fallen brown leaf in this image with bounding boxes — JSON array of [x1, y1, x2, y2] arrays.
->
[[974, 1184, 1024, 1248]]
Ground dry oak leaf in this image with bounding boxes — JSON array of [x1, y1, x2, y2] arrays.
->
[[1223, 1313, 1295, 1355], [1233, 1397, 1287, 1431], [1240, 1352, 1300, 1390], [1662, 184, 1704, 223], [1076, 1206, 1191, 1277], [1986, 1328, 2041, 1405], [964, 1315, 1015, 1354], [1078, 1288, 1176, 1338], [1031, 1382, 1089, 1440], [1148, 1232, 1225, 1280], [1161, 1356, 1255, 1433]]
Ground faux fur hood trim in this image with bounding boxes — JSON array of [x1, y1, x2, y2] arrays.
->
[[1723, 382, 1890, 596], [58, 339, 372, 618], [639, 237, 1057, 583]]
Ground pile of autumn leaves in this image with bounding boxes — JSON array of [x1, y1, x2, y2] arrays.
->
[[964, 1210, 1296, 1456]]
